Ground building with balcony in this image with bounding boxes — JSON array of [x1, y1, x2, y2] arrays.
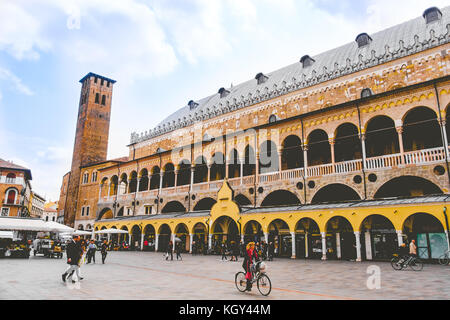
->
[[63, 6, 450, 261], [0, 159, 33, 217]]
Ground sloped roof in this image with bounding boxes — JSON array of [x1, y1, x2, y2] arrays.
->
[[130, 6, 450, 144], [0, 158, 32, 180]]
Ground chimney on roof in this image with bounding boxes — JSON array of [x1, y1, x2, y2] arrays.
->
[[423, 7, 442, 24]]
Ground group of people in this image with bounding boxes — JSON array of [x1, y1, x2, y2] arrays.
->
[[165, 240, 183, 261], [218, 240, 275, 262], [61, 235, 109, 283]]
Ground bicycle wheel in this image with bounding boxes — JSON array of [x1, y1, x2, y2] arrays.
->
[[390, 257, 403, 270], [235, 272, 247, 292], [438, 253, 449, 266], [257, 274, 272, 296], [410, 258, 423, 271]]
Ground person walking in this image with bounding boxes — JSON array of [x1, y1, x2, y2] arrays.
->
[[175, 241, 182, 260], [166, 240, 173, 260], [221, 242, 228, 261], [268, 241, 274, 261], [62, 235, 84, 283], [231, 241, 239, 262], [100, 240, 108, 264], [86, 240, 97, 264]]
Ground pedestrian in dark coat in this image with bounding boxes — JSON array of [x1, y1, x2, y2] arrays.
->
[[62, 236, 84, 283], [101, 240, 108, 264], [175, 241, 182, 260], [166, 240, 173, 260], [221, 242, 228, 261], [268, 241, 274, 261]]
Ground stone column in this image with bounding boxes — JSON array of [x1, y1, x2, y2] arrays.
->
[[305, 232, 309, 258], [360, 133, 367, 169], [329, 138, 335, 173], [98, 185, 103, 200], [107, 183, 111, 197], [208, 234, 213, 250], [207, 164, 211, 183], [336, 232, 341, 259], [440, 120, 449, 158], [174, 169, 178, 188], [241, 234, 245, 243], [278, 148, 283, 174], [396, 126, 405, 165], [155, 233, 159, 252], [303, 144, 308, 178], [136, 178, 140, 193], [264, 232, 269, 244], [172, 233, 176, 251], [445, 230, 450, 252], [225, 160, 229, 179], [290, 232, 296, 259], [354, 231, 362, 262], [190, 167, 194, 190], [240, 158, 244, 185], [396, 230, 404, 246], [321, 232, 327, 260], [365, 231, 372, 260], [140, 231, 145, 251], [159, 171, 163, 193], [189, 233, 193, 253]]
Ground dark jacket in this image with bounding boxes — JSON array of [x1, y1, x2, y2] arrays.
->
[[66, 240, 83, 265]]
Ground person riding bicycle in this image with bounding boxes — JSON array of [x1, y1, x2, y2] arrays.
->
[[396, 243, 409, 266], [242, 242, 259, 292]]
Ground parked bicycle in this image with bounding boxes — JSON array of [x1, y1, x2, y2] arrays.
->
[[235, 261, 272, 296], [391, 254, 423, 271], [438, 250, 450, 265]]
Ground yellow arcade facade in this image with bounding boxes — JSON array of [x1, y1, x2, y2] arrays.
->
[[94, 180, 450, 262]]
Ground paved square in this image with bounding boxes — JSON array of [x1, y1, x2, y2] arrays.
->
[[1, 252, 449, 300]]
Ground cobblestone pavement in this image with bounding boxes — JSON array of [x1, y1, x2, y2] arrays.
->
[[1, 251, 449, 300]]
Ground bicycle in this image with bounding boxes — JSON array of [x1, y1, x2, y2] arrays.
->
[[438, 250, 450, 265], [235, 261, 272, 296], [391, 254, 423, 271]]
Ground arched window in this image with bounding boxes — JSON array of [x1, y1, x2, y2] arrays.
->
[[6, 189, 17, 204]]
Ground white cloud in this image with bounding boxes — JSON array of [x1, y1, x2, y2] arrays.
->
[[0, 67, 34, 96]]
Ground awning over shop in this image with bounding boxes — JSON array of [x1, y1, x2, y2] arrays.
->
[[0, 217, 74, 233], [0, 231, 13, 239], [94, 228, 129, 234]]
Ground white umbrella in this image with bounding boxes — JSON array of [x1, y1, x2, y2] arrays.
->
[[0, 231, 13, 239], [72, 230, 93, 236], [174, 237, 182, 242], [44, 221, 74, 233], [94, 228, 128, 234], [0, 217, 50, 231]]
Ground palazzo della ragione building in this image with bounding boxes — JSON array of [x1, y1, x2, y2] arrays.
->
[[59, 6, 450, 262]]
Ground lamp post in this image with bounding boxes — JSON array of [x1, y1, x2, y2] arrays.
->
[[205, 217, 210, 253]]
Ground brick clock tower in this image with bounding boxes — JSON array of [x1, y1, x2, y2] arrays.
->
[[64, 72, 116, 227]]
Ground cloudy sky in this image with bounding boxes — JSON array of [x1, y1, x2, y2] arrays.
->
[[0, 0, 447, 201]]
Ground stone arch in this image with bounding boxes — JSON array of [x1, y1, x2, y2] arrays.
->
[[161, 201, 186, 214], [281, 135, 303, 170], [193, 197, 217, 211], [128, 171, 138, 193], [210, 152, 225, 181], [268, 218, 291, 257], [311, 184, 361, 204], [143, 224, 156, 251], [177, 159, 191, 186], [365, 115, 399, 157], [211, 215, 240, 247], [174, 223, 190, 252], [325, 216, 356, 260], [130, 224, 141, 249], [119, 173, 128, 195], [119, 226, 129, 243], [158, 223, 172, 252], [149, 166, 161, 190], [162, 163, 175, 188], [294, 217, 322, 259], [402, 106, 442, 152], [307, 129, 331, 166], [243, 220, 264, 243], [98, 207, 113, 220], [194, 156, 208, 183], [334, 123, 362, 162], [139, 168, 149, 192], [228, 148, 240, 179], [261, 189, 301, 207], [243, 145, 256, 176], [110, 175, 118, 196], [359, 214, 397, 260], [192, 222, 208, 253], [234, 194, 252, 207], [259, 140, 279, 173], [374, 176, 443, 199]]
